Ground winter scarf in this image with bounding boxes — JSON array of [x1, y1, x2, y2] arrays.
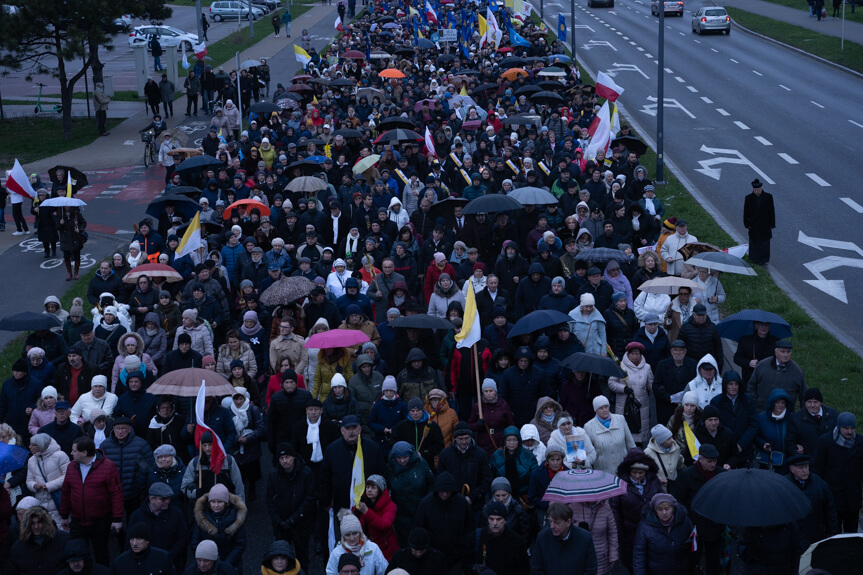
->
[[306, 416, 323, 462]]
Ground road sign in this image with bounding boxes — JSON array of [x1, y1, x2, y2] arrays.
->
[[441, 28, 457, 42]]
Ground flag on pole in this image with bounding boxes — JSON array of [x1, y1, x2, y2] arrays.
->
[[66, 171, 74, 198], [425, 0, 438, 24], [424, 127, 437, 159], [294, 45, 312, 67], [558, 14, 567, 42], [349, 435, 365, 508], [506, 22, 530, 47], [194, 381, 227, 474], [610, 102, 621, 138], [478, 13, 488, 46], [585, 101, 612, 161], [181, 42, 191, 70], [596, 71, 625, 102], [334, 15, 344, 31], [486, 7, 502, 48], [194, 42, 207, 60], [176, 212, 203, 258], [683, 421, 702, 460], [455, 283, 481, 349], [6, 159, 36, 199]]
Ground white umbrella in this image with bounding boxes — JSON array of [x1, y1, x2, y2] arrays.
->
[[239, 59, 262, 68], [687, 251, 757, 276], [638, 277, 701, 295], [39, 197, 87, 208]]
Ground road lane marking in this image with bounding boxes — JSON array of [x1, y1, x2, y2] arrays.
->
[[779, 85, 791, 91], [711, 48, 719, 53], [850, 120, 863, 128], [664, 67, 673, 73], [810, 101, 825, 108], [645, 53, 654, 58], [730, 58, 739, 63], [754, 136, 772, 146], [637, 46, 645, 51], [752, 70, 763, 76], [693, 39, 701, 43], [778, 153, 798, 164], [806, 173, 831, 187], [840, 198, 863, 213], [687, 86, 698, 92], [716, 108, 730, 116], [734, 121, 750, 130], [674, 76, 685, 82], [701, 97, 713, 103]]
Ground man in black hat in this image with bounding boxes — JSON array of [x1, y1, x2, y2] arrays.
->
[[654, 339, 698, 424], [267, 370, 312, 452], [576, 266, 614, 313], [789, 388, 839, 456], [473, 501, 529, 575], [109, 523, 175, 575], [72, 323, 114, 375], [127, 482, 188, 573], [387, 527, 448, 575], [437, 422, 493, 514], [743, 178, 775, 265], [337, 554, 362, 575], [414, 471, 475, 575], [59, 538, 110, 575], [786, 454, 838, 547], [679, 303, 723, 371], [733, 320, 779, 383], [266, 442, 316, 568], [303, 286, 341, 333], [747, 339, 807, 411]]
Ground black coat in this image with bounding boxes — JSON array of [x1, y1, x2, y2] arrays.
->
[[672, 463, 726, 541], [436, 443, 493, 512], [787, 472, 838, 547], [789, 406, 839, 455], [127, 504, 188, 573], [740, 523, 803, 575], [812, 431, 863, 509], [114, 390, 158, 439], [743, 191, 775, 240], [109, 546, 175, 575], [162, 348, 202, 374], [267, 388, 313, 450], [653, 357, 697, 423], [474, 526, 530, 575], [733, 333, 778, 383], [499, 365, 552, 427], [678, 317, 723, 372], [709, 392, 759, 457], [386, 547, 448, 575], [291, 418, 340, 468], [392, 418, 444, 470], [265, 457, 317, 530], [576, 280, 615, 313], [530, 525, 597, 575], [632, 326, 670, 372], [694, 423, 742, 468], [7, 531, 70, 575], [413, 490, 474, 567], [603, 306, 638, 358], [101, 430, 154, 502], [319, 437, 385, 514], [632, 506, 694, 575], [38, 421, 83, 456]]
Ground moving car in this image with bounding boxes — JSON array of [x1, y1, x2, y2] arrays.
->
[[127, 25, 199, 50], [210, 1, 266, 21], [692, 6, 731, 34], [113, 14, 132, 30], [588, 0, 614, 7], [651, 1, 684, 16]]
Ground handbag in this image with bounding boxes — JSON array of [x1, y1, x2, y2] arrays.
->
[[623, 392, 642, 434], [38, 461, 63, 509], [753, 447, 784, 469]]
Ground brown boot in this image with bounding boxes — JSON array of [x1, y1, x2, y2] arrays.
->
[[65, 261, 73, 281], [73, 259, 80, 280]]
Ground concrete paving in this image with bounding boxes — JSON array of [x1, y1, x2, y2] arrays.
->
[[720, 0, 863, 44]]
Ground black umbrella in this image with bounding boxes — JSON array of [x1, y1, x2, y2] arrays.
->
[[716, 310, 792, 342], [500, 56, 527, 67], [164, 186, 202, 200], [47, 165, 88, 194], [390, 315, 456, 330], [373, 129, 423, 144], [576, 248, 631, 263], [286, 160, 321, 175], [502, 115, 538, 126], [436, 54, 456, 64], [247, 101, 280, 116], [800, 534, 863, 575], [298, 138, 326, 148], [508, 310, 572, 339], [145, 194, 202, 221], [395, 48, 415, 57], [177, 218, 222, 236], [529, 91, 566, 106], [427, 197, 469, 221], [691, 468, 811, 527], [416, 38, 434, 49], [513, 85, 541, 97], [561, 352, 626, 378], [329, 78, 355, 87], [375, 15, 395, 23], [333, 128, 363, 139], [470, 83, 498, 96], [460, 69, 481, 76], [176, 155, 223, 172], [462, 193, 523, 215], [377, 117, 416, 131], [538, 80, 565, 91], [282, 92, 304, 101], [610, 135, 649, 156], [0, 312, 61, 331], [525, 56, 547, 62]]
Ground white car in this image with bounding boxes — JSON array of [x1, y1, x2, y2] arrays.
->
[[127, 25, 199, 50], [692, 6, 731, 35], [113, 14, 132, 30]]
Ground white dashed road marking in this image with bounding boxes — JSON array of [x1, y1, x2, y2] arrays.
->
[[754, 137, 772, 146], [806, 173, 831, 187], [716, 108, 730, 116], [840, 198, 863, 213], [779, 84, 791, 91], [734, 121, 750, 130], [753, 70, 763, 76], [778, 153, 798, 164], [850, 120, 863, 128], [701, 97, 713, 104], [810, 101, 825, 109]]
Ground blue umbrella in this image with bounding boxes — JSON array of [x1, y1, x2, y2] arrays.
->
[[717, 309, 792, 342], [0, 443, 29, 476], [306, 155, 330, 164], [508, 310, 572, 339], [548, 54, 571, 63]]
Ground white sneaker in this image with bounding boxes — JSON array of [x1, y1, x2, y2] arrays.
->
[[24, 230, 31, 234], [12, 231, 24, 236]]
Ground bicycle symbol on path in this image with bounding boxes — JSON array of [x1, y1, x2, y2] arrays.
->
[[18, 239, 98, 270]]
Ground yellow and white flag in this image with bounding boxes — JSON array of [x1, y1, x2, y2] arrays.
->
[[176, 212, 203, 258], [683, 421, 702, 460], [66, 171, 74, 198], [294, 45, 311, 67], [455, 283, 481, 349], [349, 436, 365, 508]]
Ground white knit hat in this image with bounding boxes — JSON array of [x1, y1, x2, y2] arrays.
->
[[593, 395, 610, 411]]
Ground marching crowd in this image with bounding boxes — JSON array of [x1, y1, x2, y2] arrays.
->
[[0, 1, 860, 575]]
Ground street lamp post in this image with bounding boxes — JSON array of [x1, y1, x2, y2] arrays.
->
[[656, 2, 665, 183], [570, 0, 576, 63]]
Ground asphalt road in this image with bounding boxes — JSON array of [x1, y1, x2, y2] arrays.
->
[[555, 0, 863, 353]]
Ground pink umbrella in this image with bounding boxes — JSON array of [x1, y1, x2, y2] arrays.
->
[[542, 469, 628, 503], [122, 263, 184, 284], [304, 330, 370, 349]]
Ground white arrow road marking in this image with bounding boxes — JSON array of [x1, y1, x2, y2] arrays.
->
[[573, 25, 597, 31], [124, 140, 135, 146], [802, 256, 863, 303], [606, 63, 650, 79], [806, 173, 831, 187], [840, 198, 863, 214], [778, 153, 798, 164], [797, 230, 863, 256], [582, 40, 618, 50], [694, 145, 775, 184], [641, 96, 696, 119]]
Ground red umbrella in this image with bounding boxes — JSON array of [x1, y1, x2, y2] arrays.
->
[[287, 84, 313, 92], [122, 263, 184, 284], [291, 74, 312, 83], [413, 99, 437, 112], [499, 47, 513, 53], [223, 199, 271, 220], [304, 330, 370, 349], [343, 50, 365, 59]]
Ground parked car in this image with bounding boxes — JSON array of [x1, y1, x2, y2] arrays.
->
[[210, 1, 266, 21], [248, 0, 279, 12], [113, 14, 132, 30], [588, 0, 614, 7], [651, 1, 684, 16], [127, 25, 199, 50], [692, 6, 731, 34]]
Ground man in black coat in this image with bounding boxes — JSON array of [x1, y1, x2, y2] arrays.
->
[[812, 412, 863, 533], [678, 304, 723, 372], [709, 372, 759, 462], [576, 267, 615, 313], [436, 423, 493, 514], [747, 340, 808, 412], [265, 443, 316, 571], [319, 415, 385, 532], [303, 287, 341, 333], [110, 522, 176, 575], [473, 501, 529, 575], [530, 502, 597, 575], [672, 444, 725, 575], [743, 178, 775, 265], [39, 401, 83, 456], [386, 528, 448, 575], [267, 370, 313, 451], [786, 454, 839, 547], [57, 538, 110, 575], [789, 388, 839, 456], [88, 261, 125, 306], [733, 321, 778, 383], [162, 335, 203, 374], [475, 275, 511, 329], [127, 482, 188, 574], [413, 472, 474, 575], [695, 405, 743, 469], [72, 326, 114, 375]]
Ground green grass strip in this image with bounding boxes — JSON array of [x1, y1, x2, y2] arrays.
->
[[0, 118, 123, 166]]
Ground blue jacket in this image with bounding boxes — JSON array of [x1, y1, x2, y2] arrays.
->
[[489, 426, 538, 496], [0, 375, 42, 436], [220, 243, 244, 284], [368, 396, 408, 453], [499, 364, 552, 426], [101, 429, 154, 501], [184, 404, 238, 452], [633, 505, 694, 575], [755, 388, 794, 459]]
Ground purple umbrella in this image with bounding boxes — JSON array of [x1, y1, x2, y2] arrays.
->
[[542, 469, 628, 503]]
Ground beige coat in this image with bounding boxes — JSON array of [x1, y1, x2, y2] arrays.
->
[[217, 341, 258, 379], [584, 414, 636, 475], [268, 333, 308, 374], [608, 354, 654, 443], [26, 438, 70, 524], [644, 437, 685, 490]]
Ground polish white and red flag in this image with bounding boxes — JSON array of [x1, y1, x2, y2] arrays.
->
[[194, 381, 226, 474], [596, 71, 625, 102], [335, 16, 344, 31], [6, 159, 35, 199], [424, 127, 437, 158], [425, 1, 438, 24]]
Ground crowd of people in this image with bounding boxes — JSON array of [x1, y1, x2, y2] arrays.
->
[[0, 1, 859, 575]]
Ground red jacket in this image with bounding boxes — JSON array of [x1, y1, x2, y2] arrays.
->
[[423, 262, 456, 304], [358, 489, 399, 560], [60, 450, 124, 525]]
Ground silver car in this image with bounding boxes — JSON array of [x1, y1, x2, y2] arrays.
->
[[651, 1, 684, 16], [692, 7, 731, 34], [210, 1, 265, 21]]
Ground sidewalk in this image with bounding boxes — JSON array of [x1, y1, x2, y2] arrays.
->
[[720, 0, 863, 44], [23, 2, 342, 175]]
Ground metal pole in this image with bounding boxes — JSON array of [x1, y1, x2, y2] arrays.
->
[[196, 0, 204, 41], [841, 0, 845, 51], [541, 0, 544, 20], [249, 2, 255, 39], [570, 0, 575, 64], [236, 51, 243, 133], [656, 1, 665, 183]]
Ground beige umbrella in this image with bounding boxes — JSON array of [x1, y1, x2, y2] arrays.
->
[[286, 176, 328, 193], [352, 154, 381, 175], [147, 368, 236, 397], [637, 277, 701, 295]]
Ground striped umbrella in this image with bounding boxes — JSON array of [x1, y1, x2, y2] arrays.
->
[[542, 469, 628, 503]]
